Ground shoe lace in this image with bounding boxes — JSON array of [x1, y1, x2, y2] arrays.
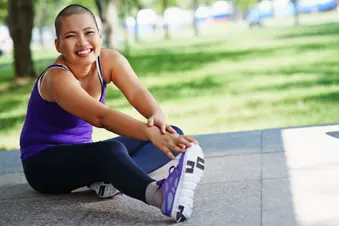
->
[[168, 165, 176, 174], [156, 165, 177, 188]]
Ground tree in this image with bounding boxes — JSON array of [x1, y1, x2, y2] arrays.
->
[[34, 0, 67, 47], [162, 0, 169, 39], [0, 0, 6, 23], [7, 0, 36, 80], [130, 0, 143, 43], [34, 0, 48, 47], [192, 0, 199, 37], [95, 0, 119, 48], [119, 0, 131, 54]]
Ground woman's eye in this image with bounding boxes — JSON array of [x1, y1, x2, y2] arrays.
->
[[86, 31, 94, 35], [65, 35, 75, 38]]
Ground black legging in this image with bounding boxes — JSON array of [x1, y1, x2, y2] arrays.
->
[[23, 126, 183, 203]]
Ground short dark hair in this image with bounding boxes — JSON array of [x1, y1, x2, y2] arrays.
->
[[55, 4, 99, 39]]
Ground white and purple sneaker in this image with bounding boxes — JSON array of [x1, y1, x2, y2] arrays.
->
[[157, 143, 205, 222], [89, 182, 121, 198]]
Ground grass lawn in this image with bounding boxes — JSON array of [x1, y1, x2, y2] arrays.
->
[[1, 12, 339, 150]]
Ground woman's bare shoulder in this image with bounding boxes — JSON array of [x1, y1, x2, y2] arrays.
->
[[100, 48, 121, 62], [99, 48, 123, 82]]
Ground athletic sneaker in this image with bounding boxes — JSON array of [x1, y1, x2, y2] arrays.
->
[[89, 182, 121, 198], [157, 143, 205, 222]]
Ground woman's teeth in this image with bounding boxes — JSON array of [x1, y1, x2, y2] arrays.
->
[[77, 49, 92, 55]]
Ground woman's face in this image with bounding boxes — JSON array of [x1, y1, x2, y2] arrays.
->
[[55, 13, 102, 66]]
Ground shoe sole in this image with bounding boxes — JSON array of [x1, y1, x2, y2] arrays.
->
[[171, 143, 205, 222]]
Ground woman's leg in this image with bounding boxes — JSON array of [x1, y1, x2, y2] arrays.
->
[[23, 133, 205, 222], [23, 140, 154, 203], [105, 126, 184, 174]]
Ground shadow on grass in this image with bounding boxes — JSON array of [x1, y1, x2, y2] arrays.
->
[[0, 57, 57, 96], [105, 76, 224, 109], [0, 82, 34, 96], [127, 47, 276, 75], [304, 91, 339, 103], [0, 57, 56, 81], [0, 99, 22, 114], [295, 41, 339, 52], [0, 114, 26, 131], [148, 76, 223, 102], [130, 38, 229, 55], [278, 22, 339, 39], [248, 59, 339, 94]]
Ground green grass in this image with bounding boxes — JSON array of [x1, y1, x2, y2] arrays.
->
[[1, 12, 339, 150]]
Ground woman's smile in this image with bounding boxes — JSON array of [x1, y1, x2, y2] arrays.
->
[[75, 48, 93, 57]]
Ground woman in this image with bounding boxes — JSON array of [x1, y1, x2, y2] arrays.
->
[[19, 4, 205, 223]]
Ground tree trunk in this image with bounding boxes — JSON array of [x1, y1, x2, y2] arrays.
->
[[192, 0, 199, 37], [106, 0, 119, 48], [134, 15, 139, 43], [36, 0, 47, 48], [7, 0, 36, 80], [134, 0, 143, 43], [121, 0, 130, 54], [95, 0, 119, 49], [38, 26, 44, 47]]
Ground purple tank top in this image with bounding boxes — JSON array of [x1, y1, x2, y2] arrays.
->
[[19, 56, 107, 162]]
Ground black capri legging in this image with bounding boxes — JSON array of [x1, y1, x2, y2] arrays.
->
[[23, 126, 183, 203]]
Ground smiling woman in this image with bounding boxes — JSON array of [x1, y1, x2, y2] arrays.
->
[[18, 4, 204, 223]]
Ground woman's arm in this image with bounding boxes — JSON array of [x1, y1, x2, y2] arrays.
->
[[106, 49, 164, 119]]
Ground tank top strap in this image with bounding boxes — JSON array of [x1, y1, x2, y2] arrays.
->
[[37, 64, 70, 80], [95, 56, 105, 87], [47, 64, 70, 71]]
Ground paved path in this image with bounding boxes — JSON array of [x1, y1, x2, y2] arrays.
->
[[1, 123, 339, 226]]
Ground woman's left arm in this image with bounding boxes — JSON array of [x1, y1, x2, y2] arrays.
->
[[107, 49, 176, 134]]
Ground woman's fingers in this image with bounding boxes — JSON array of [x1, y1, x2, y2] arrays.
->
[[166, 125, 177, 134], [174, 146, 185, 153], [161, 123, 167, 134], [178, 135, 199, 147], [147, 116, 154, 127], [162, 146, 175, 160], [178, 144, 186, 149], [183, 135, 199, 144], [179, 137, 193, 147], [158, 133, 200, 159]]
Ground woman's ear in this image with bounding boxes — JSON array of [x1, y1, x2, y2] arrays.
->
[[99, 32, 103, 41], [55, 39, 61, 53]]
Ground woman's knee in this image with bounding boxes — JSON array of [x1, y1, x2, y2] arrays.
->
[[170, 125, 184, 135], [96, 141, 128, 159]]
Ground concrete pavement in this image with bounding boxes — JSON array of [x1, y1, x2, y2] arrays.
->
[[1, 123, 339, 226]]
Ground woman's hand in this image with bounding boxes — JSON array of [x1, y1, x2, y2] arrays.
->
[[147, 113, 176, 134], [146, 126, 199, 160]]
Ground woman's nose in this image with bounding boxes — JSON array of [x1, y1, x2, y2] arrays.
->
[[77, 36, 88, 46]]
